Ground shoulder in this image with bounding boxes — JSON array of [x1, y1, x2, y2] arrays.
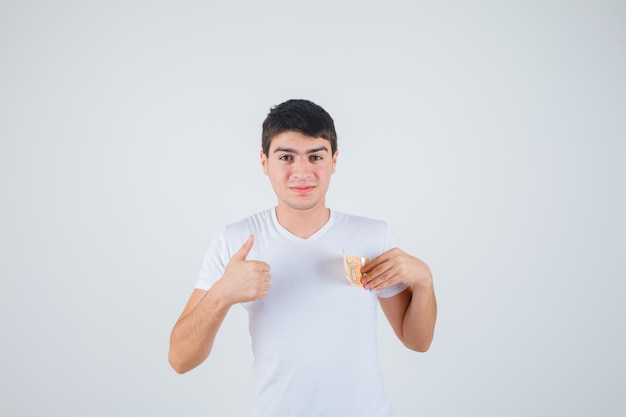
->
[[225, 209, 273, 232], [218, 208, 275, 247], [331, 210, 398, 252], [332, 210, 390, 231]]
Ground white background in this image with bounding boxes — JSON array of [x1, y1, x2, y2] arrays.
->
[[1, 1, 625, 416]]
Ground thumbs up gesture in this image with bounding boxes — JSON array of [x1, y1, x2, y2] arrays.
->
[[212, 235, 272, 306]]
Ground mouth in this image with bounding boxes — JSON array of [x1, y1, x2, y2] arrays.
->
[[290, 185, 315, 194]]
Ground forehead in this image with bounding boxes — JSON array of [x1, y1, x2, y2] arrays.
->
[[269, 131, 331, 152]]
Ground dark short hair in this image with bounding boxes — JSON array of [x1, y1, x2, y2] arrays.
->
[[261, 99, 337, 155]]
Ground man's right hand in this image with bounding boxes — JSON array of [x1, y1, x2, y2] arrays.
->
[[212, 234, 271, 305]]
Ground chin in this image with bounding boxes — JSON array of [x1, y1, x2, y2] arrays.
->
[[284, 199, 321, 211]]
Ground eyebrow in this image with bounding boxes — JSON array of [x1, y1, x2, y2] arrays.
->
[[273, 146, 330, 154]]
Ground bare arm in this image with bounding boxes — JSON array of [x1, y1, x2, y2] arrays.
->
[[361, 248, 437, 352], [168, 235, 271, 373], [168, 288, 231, 374]]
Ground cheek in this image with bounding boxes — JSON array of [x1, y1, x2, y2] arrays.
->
[[269, 167, 290, 182], [318, 166, 334, 178]]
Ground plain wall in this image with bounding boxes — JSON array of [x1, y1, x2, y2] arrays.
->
[[1, 1, 625, 416]]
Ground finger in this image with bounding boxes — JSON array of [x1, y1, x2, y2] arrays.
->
[[361, 253, 391, 274], [257, 261, 271, 273], [262, 271, 271, 282], [364, 269, 397, 290], [370, 278, 397, 292], [362, 262, 394, 286], [232, 234, 254, 261], [362, 258, 390, 279]]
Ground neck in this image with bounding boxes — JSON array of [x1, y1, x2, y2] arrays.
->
[[275, 204, 330, 239]]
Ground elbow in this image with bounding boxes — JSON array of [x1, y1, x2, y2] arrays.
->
[[170, 364, 189, 375], [168, 354, 189, 374], [407, 342, 432, 353], [404, 342, 432, 353], [400, 318, 436, 353], [402, 335, 434, 353], [168, 350, 197, 374], [168, 343, 211, 374]]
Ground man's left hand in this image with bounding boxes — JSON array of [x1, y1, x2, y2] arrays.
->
[[360, 248, 432, 291]]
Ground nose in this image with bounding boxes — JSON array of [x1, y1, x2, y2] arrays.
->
[[292, 156, 311, 179]]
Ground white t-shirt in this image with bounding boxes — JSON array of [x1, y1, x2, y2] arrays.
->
[[197, 208, 407, 417]]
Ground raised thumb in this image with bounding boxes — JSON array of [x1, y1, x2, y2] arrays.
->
[[232, 234, 254, 261]]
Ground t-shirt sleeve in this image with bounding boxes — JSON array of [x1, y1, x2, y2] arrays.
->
[[195, 229, 231, 291], [375, 222, 409, 299]]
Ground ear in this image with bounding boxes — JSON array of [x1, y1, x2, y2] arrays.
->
[[260, 150, 268, 176], [332, 150, 338, 174]]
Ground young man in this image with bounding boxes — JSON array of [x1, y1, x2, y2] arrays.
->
[[169, 99, 437, 416]]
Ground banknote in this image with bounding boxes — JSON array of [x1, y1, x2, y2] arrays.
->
[[343, 250, 369, 287]]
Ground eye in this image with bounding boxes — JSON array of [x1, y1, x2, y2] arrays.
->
[[310, 155, 323, 161], [279, 155, 293, 161]]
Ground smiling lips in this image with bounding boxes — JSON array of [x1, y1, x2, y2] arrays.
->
[[291, 185, 315, 194]]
